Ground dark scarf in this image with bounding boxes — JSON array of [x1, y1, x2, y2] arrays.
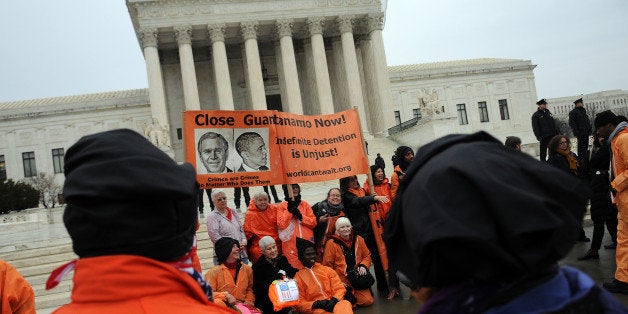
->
[[318, 200, 344, 216], [556, 148, 579, 175]]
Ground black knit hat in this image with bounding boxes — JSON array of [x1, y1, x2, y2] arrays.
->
[[573, 98, 583, 105], [536, 99, 547, 105], [215, 237, 240, 264], [62, 129, 198, 261], [594, 110, 618, 129], [384, 132, 590, 288], [296, 238, 316, 263]]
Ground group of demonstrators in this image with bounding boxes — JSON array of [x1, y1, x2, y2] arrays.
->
[[202, 146, 413, 312], [5, 123, 625, 313]]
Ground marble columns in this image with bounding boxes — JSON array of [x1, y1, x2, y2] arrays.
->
[[241, 21, 267, 110], [208, 24, 235, 110], [306, 17, 334, 115], [175, 26, 201, 110], [276, 19, 303, 114], [139, 28, 168, 128]]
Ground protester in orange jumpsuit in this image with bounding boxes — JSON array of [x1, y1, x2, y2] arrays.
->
[[365, 164, 393, 220], [390, 146, 414, 199], [277, 184, 317, 269], [597, 111, 628, 294], [244, 191, 280, 263], [1, 260, 35, 314], [322, 217, 374, 307], [294, 238, 353, 314], [46, 129, 232, 314], [205, 237, 256, 309]]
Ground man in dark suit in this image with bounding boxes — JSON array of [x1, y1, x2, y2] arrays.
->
[[569, 98, 592, 162], [531, 99, 558, 161]]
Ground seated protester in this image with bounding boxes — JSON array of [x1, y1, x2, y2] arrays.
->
[[277, 184, 317, 269], [252, 236, 298, 313], [384, 131, 627, 313], [294, 238, 353, 314], [1, 260, 35, 314], [47, 129, 230, 313], [244, 192, 280, 263], [205, 237, 255, 310], [312, 188, 345, 260], [322, 217, 374, 307]]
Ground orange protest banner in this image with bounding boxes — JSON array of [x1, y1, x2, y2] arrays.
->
[[183, 109, 369, 188]]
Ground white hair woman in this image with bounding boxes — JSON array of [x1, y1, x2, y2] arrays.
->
[[322, 217, 375, 307], [207, 189, 249, 265], [243, 192, 281, 263], [252, 236, 298, 313]]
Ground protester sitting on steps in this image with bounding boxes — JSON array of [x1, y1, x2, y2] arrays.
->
[[205, 237, 256, 311], [47, 129, 231, 313], [294, 238, 353, 314], [244, 191, 280, 263], [322, 217, 374, 308], [312, 187, 346, 261], [277, 184, 317, 269], [207, 189, 249, 265], [252, 236, 298, 314]]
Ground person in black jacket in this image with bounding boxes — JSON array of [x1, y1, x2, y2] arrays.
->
[[546, 135, 590, 242], [531, 98, 558, 161], [579, 133, 618, 260], [569, 98, 593, 163], [252, 236, 298, 313]]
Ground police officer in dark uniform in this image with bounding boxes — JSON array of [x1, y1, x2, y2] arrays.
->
[[531, 98, 558, 161], [569, 98, 592, 163]]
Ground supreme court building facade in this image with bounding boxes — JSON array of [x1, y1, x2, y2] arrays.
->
[[127, 0, 395, 161], [0, 0, 540, 184]]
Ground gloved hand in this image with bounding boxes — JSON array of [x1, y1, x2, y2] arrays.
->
[[323, 298, 339, 312], [287, 201, 303, 220], [312, 300, 327, 310]]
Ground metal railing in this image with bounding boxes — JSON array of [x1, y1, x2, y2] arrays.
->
[[387, 117, 420, 135]]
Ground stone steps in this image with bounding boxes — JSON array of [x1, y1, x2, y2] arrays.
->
[[5, 168, 381, 313], [11, 227, 216, 312]]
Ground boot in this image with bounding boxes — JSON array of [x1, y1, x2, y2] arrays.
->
[[577, 249, 599, 261], [604, 279, 628, 294], [604, 242, 617, 249]]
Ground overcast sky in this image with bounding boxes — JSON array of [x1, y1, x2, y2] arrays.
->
[[1, 1, 626, 102]]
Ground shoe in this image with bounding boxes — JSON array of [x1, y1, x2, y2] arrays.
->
[[604, 279, 628, 294], [386, 289, 400, 300], [577, 236, 591, 243], [605, 242, 617, 249], [577, 249, 599, 261], [236, 207, 241, 214]]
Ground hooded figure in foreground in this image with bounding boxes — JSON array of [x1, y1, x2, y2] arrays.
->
[[48, 129, 233, 314], [384, 131, 627, 313]]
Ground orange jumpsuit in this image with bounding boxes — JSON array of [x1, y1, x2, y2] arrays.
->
[[364, 178, 393, 221], [277, 201, 317, 269], [243, 203, 280, 263], [611, 128, 628, 282], [0, 260, 35, 314], [204, 264, 255, 308], [322, 236, 374, 307], [390, 165, 404, 200], [294, 263, 353, 314], [53, 255, 234, 313]]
